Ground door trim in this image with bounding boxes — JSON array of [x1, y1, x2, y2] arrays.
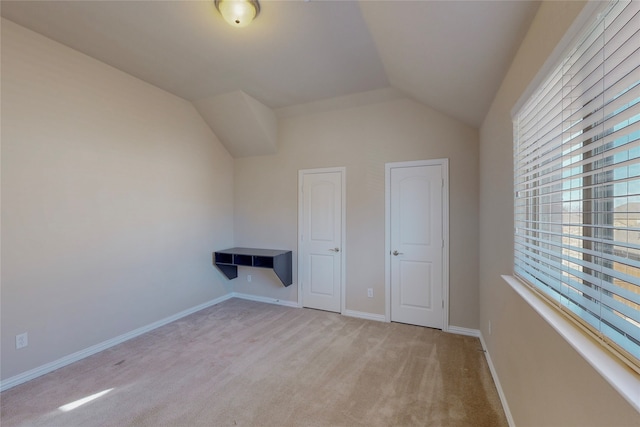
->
[[384, 159, 449, 331], [297, 167, 346, 313]]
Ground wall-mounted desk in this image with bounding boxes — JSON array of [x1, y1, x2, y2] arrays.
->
[[213, 247, 292, 287]]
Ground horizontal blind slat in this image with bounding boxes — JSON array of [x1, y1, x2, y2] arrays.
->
[[513, 0, 640, 368]]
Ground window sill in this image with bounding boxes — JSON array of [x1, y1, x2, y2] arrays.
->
[[501, 275, 640, 413]]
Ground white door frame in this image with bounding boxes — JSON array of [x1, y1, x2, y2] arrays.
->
[[297, 167, 346, 313], [384, 159, 449, 331]]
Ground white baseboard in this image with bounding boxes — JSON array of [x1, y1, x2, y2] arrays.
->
[[232, 292, 300, 308], [479, 333, 515, 427], [447, 325, 480, 337], [342, 309, 386, 322], [0, 294, 233, 392]]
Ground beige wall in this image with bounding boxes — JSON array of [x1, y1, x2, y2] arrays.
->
[[479, 2, 639, 425], [1, 19, 235, 381], [234, 98, 480, 329]]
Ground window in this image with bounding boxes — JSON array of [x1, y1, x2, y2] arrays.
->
[[514, 0, 640, 371]]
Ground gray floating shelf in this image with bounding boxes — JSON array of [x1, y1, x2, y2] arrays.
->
[[213, 247, 293, 287]]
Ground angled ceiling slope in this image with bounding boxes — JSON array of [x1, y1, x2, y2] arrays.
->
[[193, 91, 277, 158], [359, 1, 541, 127], [0, 0, 540, 155]]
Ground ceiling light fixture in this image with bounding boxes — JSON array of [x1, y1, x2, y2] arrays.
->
[[214, 0, 260, 28]]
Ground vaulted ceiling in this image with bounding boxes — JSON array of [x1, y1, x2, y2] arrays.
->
[[1, 0, 540, 155]]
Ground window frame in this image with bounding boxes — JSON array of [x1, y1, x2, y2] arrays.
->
[[512, 0, 640, 375]]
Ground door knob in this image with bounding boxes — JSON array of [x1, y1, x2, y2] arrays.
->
[[329, 248, 340, 252], [392, 250, 403, 256]]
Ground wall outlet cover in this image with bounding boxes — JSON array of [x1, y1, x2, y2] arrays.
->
[[16, 332, 28, 349]]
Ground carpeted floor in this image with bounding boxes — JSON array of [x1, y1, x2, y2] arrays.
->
[[1, 298, 508, 426]]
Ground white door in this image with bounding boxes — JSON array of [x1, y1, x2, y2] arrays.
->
[[299, 168, 344, 313], [388, 162, 445, 328]]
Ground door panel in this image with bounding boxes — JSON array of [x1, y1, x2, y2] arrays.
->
[[400, 177, 430, 245], [399, 260, 432, 309], [300, 170, 343, 313], [390, 164, 443, 328], [310, 254, 335, 296], [310, 182, 335, 242]]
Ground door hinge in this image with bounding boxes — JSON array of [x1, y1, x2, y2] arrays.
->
[[442, 178, 444, 187], [442, 300, 444, 308]]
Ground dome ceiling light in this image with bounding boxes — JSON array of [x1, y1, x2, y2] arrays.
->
[[214, 0, 260, 28]]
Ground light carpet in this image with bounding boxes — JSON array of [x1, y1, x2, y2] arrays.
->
[[1, 298, 507, 426]]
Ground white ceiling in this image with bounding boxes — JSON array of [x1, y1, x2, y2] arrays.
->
[[1, 0, 540, 129]]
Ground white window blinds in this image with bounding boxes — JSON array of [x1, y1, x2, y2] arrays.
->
[[514, 0, 640, 370]]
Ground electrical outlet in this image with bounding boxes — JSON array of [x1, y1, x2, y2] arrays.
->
[[247, 275, 252, 283], [16, 332, 28, 349], [367, 288, 373, 298]]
